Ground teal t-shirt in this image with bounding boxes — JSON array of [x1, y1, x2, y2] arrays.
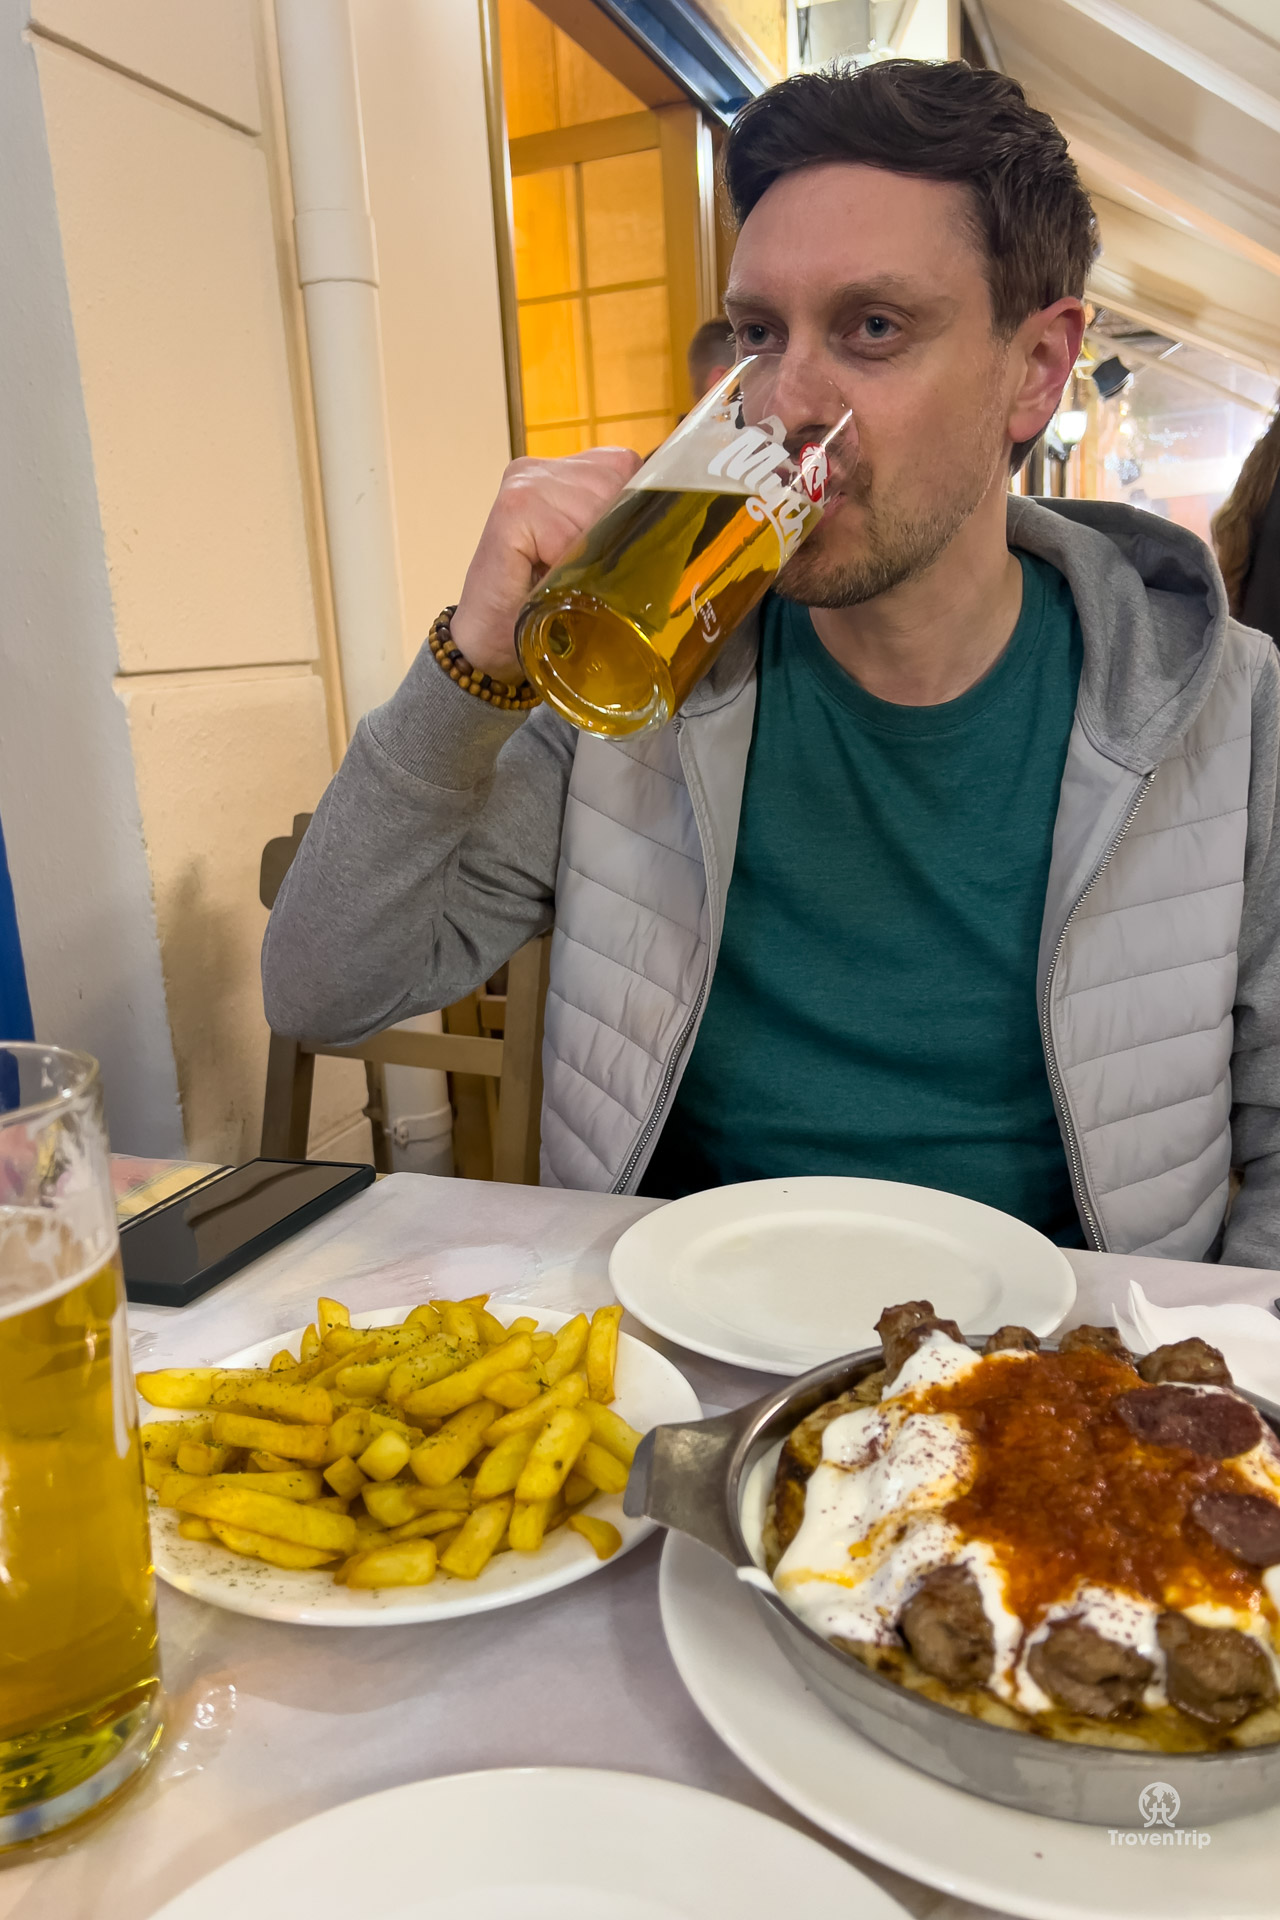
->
[[640, 551, 1086, 1247]]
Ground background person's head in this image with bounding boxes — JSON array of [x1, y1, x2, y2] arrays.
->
[[687, 317, 736, 400], [722, 60, 1099, 608]]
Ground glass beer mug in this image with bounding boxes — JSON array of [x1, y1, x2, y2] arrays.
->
[[517, 355, 853, 736], [0, 1046, 161, 1846]]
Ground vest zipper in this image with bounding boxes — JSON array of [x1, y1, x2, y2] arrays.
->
[[1040, 769, 1156, 1250]]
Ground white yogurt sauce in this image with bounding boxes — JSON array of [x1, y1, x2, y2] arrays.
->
[[770, 1331, 1280, 1709]]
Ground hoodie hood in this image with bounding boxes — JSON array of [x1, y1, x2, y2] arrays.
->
[[1007, 496, 1230, 774]]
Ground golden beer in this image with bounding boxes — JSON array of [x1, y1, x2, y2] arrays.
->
[[516, 357, 850, 737], [518, 483, 817, 737], [0, 1050, 161, 1847]]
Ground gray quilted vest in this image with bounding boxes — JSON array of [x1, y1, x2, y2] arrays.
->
[[539, 498, 1272, 1259]]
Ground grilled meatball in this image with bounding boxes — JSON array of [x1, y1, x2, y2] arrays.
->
[[1057, 1325, 1133, 1364], [1138, 1338, 1232, 1387], [1191, 1490, 1280, 1567], [900, 1565, 994, 1688], [1026, 1621, 1154, 1718], [875, 1301, 964, 1381], [1116, 1385, 1263, 1459], [1157, 1612, 1278, 1726], [982, 1325, 1041, 1354]]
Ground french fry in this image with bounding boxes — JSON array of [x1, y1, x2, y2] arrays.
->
[[506, 1316, 538, 1337], [471, 1429, 534, 1500], [299, 1324, 320, 1362], [317, 1296, 350, 1338], [207, 1520, 339, 1570], [325, 1409, 374, 1462], [484, 1369, 543, 1411], [308, 1495, 350, 1514], [574, 1440, 629, 1496], [562, 1469, 594, 1506], [582, 1402, 643, 1465], [136, 1368, 224, 1411], [508, 1495, 559, 1552], [385, 1338, 478, 1406], [586, 1306, 623, 1404], [228, 1469, 323, 1500], [438, 1496, 512, 1579], [409, 1400, 499, 1488], [319, 1325, 366, 1358], [383, 1508, 469, 1543], [249, 1449, 297, 1472], [531, 1333, 557, 1361], [269, 1349, 295, 1373], [157, 1471, 205, 1508], [173, 1482, 356, 1554], [362, 1478, 470, 1528], [438, 1303, 482, 1345], [175, 1441, 237, 1477], [345, 1539, 438, 1588], [568, 1513, 622, 1560], [402, 1335, 534, 1421], [543, 1313, 589, 1386], [211, 1373, 334, 1426], [141, 1419, 205, 1464], [476, 1308, 510, 1346], [357, 1430, 412, 1482], [177, 1516, 215, 1542], [323, 1455, 368, 1501], [403, 1302, 441, 1334], [209, 1412, 329, 1464], [514, 1408, 592, 1503], [335, 1358, 396, 1399], [483, 1372, 587, 1446]]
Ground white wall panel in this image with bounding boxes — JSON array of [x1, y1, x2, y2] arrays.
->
[[35, 37, 319, 674], [117, 666, 340, 1163]]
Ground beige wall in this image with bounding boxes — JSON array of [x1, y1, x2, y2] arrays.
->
[[27, 0, 369, 1163]]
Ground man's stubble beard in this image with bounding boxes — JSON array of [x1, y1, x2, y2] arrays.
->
[[775, 413, 1007, 610]]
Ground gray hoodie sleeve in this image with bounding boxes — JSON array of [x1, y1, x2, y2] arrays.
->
[[260, 641, 575, 1043], [1223, 628, 1280, 1266]]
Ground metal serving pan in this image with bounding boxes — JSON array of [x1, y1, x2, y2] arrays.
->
[[624, 1339, 1280, 1827]]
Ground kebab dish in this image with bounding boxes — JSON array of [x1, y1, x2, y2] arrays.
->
[[764, 1302, 1280, 1753]]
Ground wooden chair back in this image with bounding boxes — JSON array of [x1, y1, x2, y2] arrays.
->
[[259, 814, 550, 1183]]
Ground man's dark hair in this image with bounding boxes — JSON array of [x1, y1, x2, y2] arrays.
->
[[687, 316, 735, 387], [723, 60, 1099, 338]]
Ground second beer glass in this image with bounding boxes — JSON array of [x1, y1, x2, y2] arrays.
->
[[0, 1046, 161, 1849], [517, 357, 853, 736]]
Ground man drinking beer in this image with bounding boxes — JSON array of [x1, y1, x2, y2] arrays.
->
[[263, 61, 1280, 1266]]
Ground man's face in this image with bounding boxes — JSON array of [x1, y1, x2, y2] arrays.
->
[[725, 164, 1022, 607]]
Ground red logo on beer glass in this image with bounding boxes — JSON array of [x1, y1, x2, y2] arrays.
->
[[798, 443, 829, 503]]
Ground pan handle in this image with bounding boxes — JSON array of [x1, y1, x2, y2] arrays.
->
[[624, 1406, 753, 1564]]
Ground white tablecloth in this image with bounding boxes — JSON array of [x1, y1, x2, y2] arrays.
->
[[5, 1174, 1278, 1920]]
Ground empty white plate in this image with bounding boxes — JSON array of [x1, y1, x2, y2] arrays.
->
[[148, 1767, 907, 1919], [611, 1176, 1076, 1373]]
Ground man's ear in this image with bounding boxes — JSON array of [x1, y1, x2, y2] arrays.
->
[[1006, 298, 1086, 448]]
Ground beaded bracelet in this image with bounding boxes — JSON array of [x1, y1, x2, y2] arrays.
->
[[427, 606, 540, 713]]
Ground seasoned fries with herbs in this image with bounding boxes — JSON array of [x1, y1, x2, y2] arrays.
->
[[137, 1296, 645, 1590]]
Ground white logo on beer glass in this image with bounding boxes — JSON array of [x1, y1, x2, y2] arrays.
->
[[798, 442, 829, 503]]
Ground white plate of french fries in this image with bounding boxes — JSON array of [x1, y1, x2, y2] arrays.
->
[[138, 1296, 700, 1624]]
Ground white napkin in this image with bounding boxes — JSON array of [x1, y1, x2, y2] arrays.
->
[[1113, 1279, 1280, 1405]]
